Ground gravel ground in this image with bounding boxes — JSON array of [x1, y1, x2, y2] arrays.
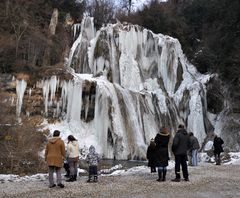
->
[[1, 163, 240, 198]]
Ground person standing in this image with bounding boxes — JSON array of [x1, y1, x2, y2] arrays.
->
[[45, 130, 65, 188], [86, 145, 100, 182], [213, 135, 224, 165], [146, 139, 157, 173], [66, 135, 79, 182], [189, 132, 200, 166], [171, 124, 190, 182], [154, 127, 170, 182]]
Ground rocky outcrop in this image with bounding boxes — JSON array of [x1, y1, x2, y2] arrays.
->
[[49, 8, 58, 36]]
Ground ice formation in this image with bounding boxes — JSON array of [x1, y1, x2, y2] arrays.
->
[[16, 17, 217, 159]]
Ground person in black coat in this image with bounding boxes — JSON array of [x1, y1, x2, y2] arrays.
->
[[213, 135, 224, 165], [171, 124, 190, 182], [154, 127, 170, 182], [146, 139, 157, 173]]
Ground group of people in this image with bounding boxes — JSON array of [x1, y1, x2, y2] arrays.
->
[[45, 126, 224, 188], [45, 130, 100, 188], [147, 124, 224, 182]]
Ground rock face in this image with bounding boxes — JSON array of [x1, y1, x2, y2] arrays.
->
[[4, 17, 239, 159], [205, 77, 240, 151]]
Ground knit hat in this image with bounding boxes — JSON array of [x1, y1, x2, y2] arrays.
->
[[160, 127, 168, 135]]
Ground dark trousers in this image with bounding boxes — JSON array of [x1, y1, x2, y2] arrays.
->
[[89, 165, 98, 176], [174, 155, 189, 179], [215, 153, 221, 165], [64, 162, 70, 176], [150, 166, 156, 173]]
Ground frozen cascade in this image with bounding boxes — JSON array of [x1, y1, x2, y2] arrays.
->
[[66, 80, 83, 123], [42, 76, 59, 116], [67, 17, 95, 73], [72, 23, 81, 41], [116, 86, 147, 158], [16, 79, 27, 118], [15, 17, 225, 159]]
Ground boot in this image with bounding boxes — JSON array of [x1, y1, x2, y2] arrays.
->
[[171, 173, 180, 182], [156, 170, 162, 182], [73, 174, 77, 181], [171, 178, 180, 182], [93, 176, 98, 182], [151, 167, 156, 173], [216, 157, 221, 165], [66, 176, 74, 182], [87, 175, 92, 183], [162, 169, 167, 181]]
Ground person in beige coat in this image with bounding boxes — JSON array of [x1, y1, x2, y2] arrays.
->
[[66, 135, 79, 182], [45, 130, 65, 188]]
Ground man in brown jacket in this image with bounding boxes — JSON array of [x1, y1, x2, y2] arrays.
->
[[45, 130, 65, 188]]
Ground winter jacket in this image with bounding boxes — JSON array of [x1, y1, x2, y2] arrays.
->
[[213, 137, 224, 154], [67, 140, 79, 159], [189, 136, 200, 151], [45, 137, 65, 167], [86, 145, 100, 166], [146, 144, 157, 167], [172, 129, 190, 156], [155, 133, 170, 167]]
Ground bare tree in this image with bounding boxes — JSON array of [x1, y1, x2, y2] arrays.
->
[[120, 0, 133, 14], [11, 20, 28, 58], [7, 1, 29, 58], [86, 0, 115, 29]]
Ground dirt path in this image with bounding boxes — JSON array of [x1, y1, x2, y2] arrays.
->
[[1, 163, 240, 198]]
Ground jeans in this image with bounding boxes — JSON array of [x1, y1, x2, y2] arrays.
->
[[192, 149, 198, 166], [68, 158, 78, 176], [48, 166, 62, 185]]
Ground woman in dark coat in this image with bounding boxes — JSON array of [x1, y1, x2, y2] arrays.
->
[[146, 139, 157, 173], [154, 127, 170, 182], [213, 135, 224, 165]]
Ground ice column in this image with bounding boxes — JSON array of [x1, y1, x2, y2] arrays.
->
[[16, 79, 27, 117]]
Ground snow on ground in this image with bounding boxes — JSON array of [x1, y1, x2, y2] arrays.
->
[[225, 152, 240, 165], [1, 154, 240, 184]]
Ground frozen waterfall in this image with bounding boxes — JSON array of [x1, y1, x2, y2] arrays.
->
[[16, 17, 215, 159]]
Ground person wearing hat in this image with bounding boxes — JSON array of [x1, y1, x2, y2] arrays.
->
[[146, 138, 157, 173], [154, 127, 170, 181]]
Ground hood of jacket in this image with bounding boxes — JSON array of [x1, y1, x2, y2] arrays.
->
[[89, 145, 96, 154], [177, 128, 188, 135], [49, 137, 61, 144], [69, 140, 78, 146]]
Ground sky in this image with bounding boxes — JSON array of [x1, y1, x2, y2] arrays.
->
[[127, 0, 168, 11]]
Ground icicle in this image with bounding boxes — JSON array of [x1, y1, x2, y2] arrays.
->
[[28, 88, 32, 97], [49, 76, 58, 104], [42, 76, 58, 117], [42, 79, 50, 116], [16, 79, 27, 118], [66, 80, 83, 123]]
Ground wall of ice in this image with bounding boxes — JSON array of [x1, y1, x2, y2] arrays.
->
[[15, 17, 216, 159]]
